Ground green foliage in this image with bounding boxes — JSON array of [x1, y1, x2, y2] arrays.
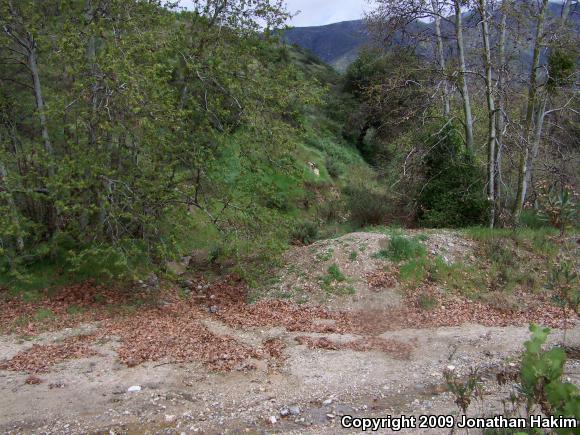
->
[[291, 221, 319, 245], [33, 308, 56, 322], [0, 0, 367, 286], [320, 263, 351, 294], [375, 235, 426, 262], [418, 292, 438, 310], [326, 264, 346, 283], [418, 126, 489, 228], [344, 186, 391, 227], [344, 49, 431, 165], [536, 182, 579, 235], [444, 368, 482, 414], [520, 325, 580, 420], [520, 210, 548, 229], [546, 260, 579, 313], [547, 49, 577, 92]]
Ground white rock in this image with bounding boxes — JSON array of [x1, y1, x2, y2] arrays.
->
[[165, 415, 176, 422], [288, 405, 301, 415], [127, 385, 141, 393], [323, 399, 333, 406], [269, 416, 277, 425], [446, 365, 456, 371]]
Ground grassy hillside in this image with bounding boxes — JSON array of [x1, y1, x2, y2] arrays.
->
[[0, 26, 377, 292]]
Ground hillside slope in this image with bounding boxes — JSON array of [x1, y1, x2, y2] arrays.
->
[[283, 20, 368, 71]]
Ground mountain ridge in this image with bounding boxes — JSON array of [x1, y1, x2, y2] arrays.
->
[[282, 2, 579, 71]]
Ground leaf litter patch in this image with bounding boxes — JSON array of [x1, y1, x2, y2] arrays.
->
[[0, 334, 98, 373], [2, 274, 575, 375], [294, 336, 413, 360], [350, 283, 577, 335]]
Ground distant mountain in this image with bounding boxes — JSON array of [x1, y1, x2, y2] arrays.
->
[[282, 2, 578, 72], [282, 20, 368, 71]]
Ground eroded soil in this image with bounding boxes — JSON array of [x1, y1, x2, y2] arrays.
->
[[1, 231, 578, 434]]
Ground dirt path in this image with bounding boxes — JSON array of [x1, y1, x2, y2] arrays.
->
[[1, 231, 578, 434], [2, 321, 579, 434]]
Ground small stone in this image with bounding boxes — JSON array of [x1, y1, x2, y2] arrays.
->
[[280, 408, 290, 417], [209, 305, 219, 314], [166, 261, 186, 276], [147, 273, 159, 286], [326, 414, 335, 419], [446, 365, 456, 371], [322, 399, 333, 406], [288, 405, 301, 415], [127, 385, 142, 393], [269, 416, 277, 425], [165, 414, 176, 422]]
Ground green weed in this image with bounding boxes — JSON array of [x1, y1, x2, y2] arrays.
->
[[33, 308, 55, 322], [374, 236, 426, 262]]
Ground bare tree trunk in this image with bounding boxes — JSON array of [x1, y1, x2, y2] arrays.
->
[[0, 158, 24, 253], [431, 0, 450, 118], [561, 0, 573, 26], [478, 0, 496, 227], [26, 45, 54, 180], [453, 0, 474, 153], [514, 0, 549, 219], [495, 0, 510, 223], [524, 98, 547, 194]]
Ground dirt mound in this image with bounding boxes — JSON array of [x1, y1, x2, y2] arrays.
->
[[270, 232, 401, 310]]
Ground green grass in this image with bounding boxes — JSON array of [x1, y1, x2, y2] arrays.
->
[[399, 256, 487, 299], [418, 292, 439, 310], [334, 285, 356, 296], [316, 248, 334, 262], [463, 226, 559, 257], [348, 251, 358, 261], [66, 305, 86, 315], [364, 225, 405, 237], [399, 257, 429, 283], [326, 264, 346, 283], [33, 308, 56, 322], [374, 235, 427, 262], [320, 264, 352, 294]]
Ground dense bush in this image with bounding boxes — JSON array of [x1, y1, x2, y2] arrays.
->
[[417, 126, 489, 228], [291, 221, 319, 245], [344, 186, 391, 227]]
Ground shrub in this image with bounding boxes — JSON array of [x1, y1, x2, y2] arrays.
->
[[344, 186, 390, 227], [291, 221, 319, 245], [520, 325, 580, 417], [417, 126, 489, 228], [520, 210, 547, 229], [325, 156, 343, 179]]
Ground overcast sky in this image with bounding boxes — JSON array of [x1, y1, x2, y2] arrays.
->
[[284, 0, 368, 27], [178, 0, 369, 27]]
